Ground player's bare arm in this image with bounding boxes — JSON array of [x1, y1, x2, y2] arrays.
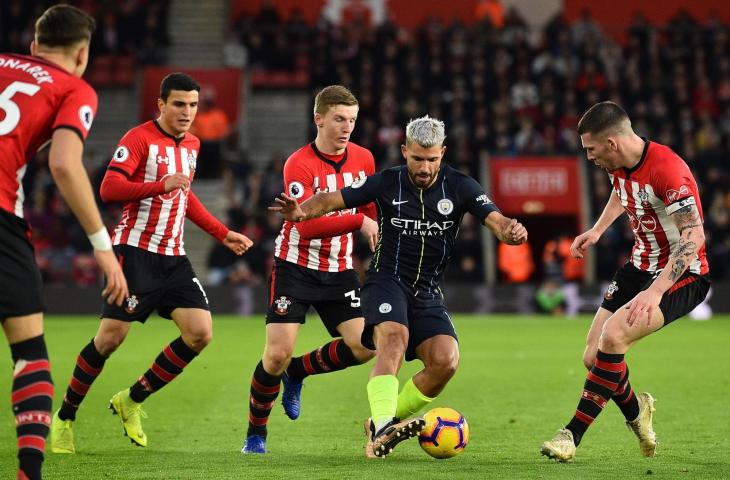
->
[[625, 203, 705, 326], [48, 128, 129, 306], [484, 211, 528, 245], [269, 191, 346, 222], [571, 193, 624, 258]]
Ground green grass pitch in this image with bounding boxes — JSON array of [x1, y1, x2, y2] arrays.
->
[[1, 314, 729, 479]]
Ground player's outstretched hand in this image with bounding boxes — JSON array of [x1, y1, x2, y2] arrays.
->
[[502, 218, 528, 245], [360, 215, 379, 252], [571, 230, 600, 259], [269, 193, 305, 222], [163, 172, 190, 193], [95, 249, 129, 306], [223, 231, 254, 256]]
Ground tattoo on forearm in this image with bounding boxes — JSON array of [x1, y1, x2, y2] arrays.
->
[[670, 259, 686, 281], [672, 241, 697, 260], [679, 223, 702, 235]]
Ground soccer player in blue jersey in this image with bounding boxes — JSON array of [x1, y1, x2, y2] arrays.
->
[[271, 115, 527, 457]]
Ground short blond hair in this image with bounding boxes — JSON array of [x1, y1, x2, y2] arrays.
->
[[313, 85, 358, 116]]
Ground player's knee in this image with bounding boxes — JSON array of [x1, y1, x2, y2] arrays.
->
[[429, 351, 459, 380], [351, 344, 376, 363], [264, 346, 293, 372], [598, 328, 627, 352], [378, 329, 408, 354], [186, 329, 212, 351], [582, 355, 595, 370], [95, 333, 124, 356]]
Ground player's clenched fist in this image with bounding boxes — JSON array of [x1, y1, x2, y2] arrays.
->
[[163, 172, 190, 193]]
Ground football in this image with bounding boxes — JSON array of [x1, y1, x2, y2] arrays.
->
[[418, 407, 469, 459]]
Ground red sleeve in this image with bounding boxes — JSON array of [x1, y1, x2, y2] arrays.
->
[[651, 153, 698, 214], [53, 80, 97, 141], [186, 191, 229, 242], [100, 169, 166, 202], [295, 214, 365, 240], [282, 152, 365, 239]]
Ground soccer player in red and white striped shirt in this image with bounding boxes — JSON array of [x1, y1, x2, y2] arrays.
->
[[50, 73, 253, 453], [1, 6, 129, 479], [541, 102, 710, 462], [242, 85, 378, 454]]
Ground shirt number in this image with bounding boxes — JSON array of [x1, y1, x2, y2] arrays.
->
[[0, 81, 41, 135], [344, 289, 360, 308]]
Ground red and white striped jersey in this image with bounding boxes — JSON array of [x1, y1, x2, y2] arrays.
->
[[0, 53, 97, 218], [608, 140, 709, 275], [107, 120, 199, 255], [274, 142, 375, 272]]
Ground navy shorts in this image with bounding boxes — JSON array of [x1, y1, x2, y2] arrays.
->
[[0, 209, 44, 318], [101, 245, 209, 322], [265, 258, 363, 337], [601, 262, 710, 326], [360, 273, 457, 361]]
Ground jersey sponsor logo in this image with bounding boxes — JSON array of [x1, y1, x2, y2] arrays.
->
[[437, 198, 454, 215], [288, 181, 304, 199], [475, 194, 493, 205], [158, 173, 188, 201], [390, 218, 454, 236], [113, 146, 130, 162], [639, 214, 657, 232], [274, 295, 292, 315], [78, 105, 94, 131], [378, 302, 392, 313], [666, 185, 690, 203], [125, 294, 139, 314], [604, 281, 618, 300], [392, 199, 408, 206]]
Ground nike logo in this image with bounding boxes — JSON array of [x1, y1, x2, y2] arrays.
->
[[392, 199, 408, 205]]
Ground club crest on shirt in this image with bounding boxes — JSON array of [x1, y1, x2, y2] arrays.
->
[[187, 153, 197, 172], [125, 295, 139, 314], [437, 198, 454, 215], [274, 296, 291, 315], [666, 185, 690, 203], [604, 281, 618, 300], [637, 188, 650, 206]]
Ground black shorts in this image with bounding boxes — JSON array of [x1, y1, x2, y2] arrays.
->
[[0, 210, 44, 318], [265, 258, 362, 337], [101, 245, 209, 322], [601, 262, 711, 326], [360, 272, 457, 361]]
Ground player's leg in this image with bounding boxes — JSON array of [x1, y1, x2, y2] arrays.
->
[[582, 307, 642, 423], [3, 314, 53, 480], [542, 300, 663, 462], [282, 271, 374, 418], [243, 322, 300, 454], [53, 318, 131, 453], [396, 335, 459, 420], [1, 216, 54, 479]]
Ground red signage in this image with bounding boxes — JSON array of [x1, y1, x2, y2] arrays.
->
[[489, 157, 581, 215]]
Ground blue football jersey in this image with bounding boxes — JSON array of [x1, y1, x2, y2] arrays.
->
[[341, 164, 499, 298]]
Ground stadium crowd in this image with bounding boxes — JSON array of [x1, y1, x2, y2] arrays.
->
[[1, 3, 727, 289]]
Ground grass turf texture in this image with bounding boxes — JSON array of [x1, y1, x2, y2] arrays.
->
[[1, 314, 729, 479]]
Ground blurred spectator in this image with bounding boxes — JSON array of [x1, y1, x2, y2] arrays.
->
[[535, 279, 566, 315], [498, 241, 534, 283], [189, 87, 231, 178]]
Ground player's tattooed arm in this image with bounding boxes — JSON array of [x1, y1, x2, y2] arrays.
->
[[653, 203, 705, 288]]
